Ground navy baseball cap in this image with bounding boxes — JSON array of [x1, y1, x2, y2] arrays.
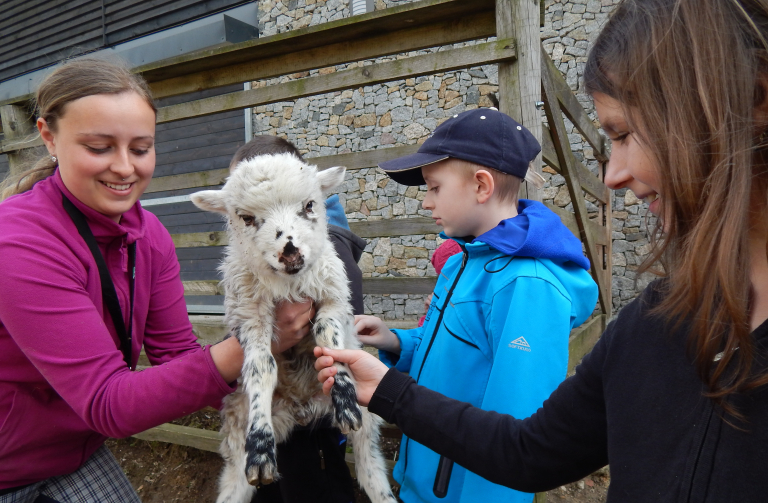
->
[[379, 108, 541, 186]]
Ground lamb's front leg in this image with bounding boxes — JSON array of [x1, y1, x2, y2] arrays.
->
[[237, 319, 280, 486], [312, 306, 363, 433]]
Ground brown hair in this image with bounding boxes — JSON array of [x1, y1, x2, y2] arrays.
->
[[229, 135, 303, 171], [453, 159, 521, 205], [585, 0, 768, 419], [0, 58, 156, 201]]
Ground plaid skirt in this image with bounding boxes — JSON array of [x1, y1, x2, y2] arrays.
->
[[0, 445, 141, 503]]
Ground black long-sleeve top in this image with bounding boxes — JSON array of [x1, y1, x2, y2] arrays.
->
[[368, 283, 768, 502]]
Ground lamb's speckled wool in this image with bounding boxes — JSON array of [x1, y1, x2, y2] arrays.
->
[[191, 153, 396, 503]]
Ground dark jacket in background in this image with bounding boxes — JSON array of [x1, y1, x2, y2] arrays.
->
[[369, 281, 768, 502], [328, 224, 366, 316]]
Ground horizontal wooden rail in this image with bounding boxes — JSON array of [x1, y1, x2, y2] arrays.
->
[[138, 0, 496, 99], [351, 217, 439, 238], [567, 314, 605, 373], [183, 276, 437, 296], [132, 422, 221, 452], [156, 39, 517, 124], [144, 145, 420, 194], [0, 134, 43, 155], [169, 217, 440, 248]]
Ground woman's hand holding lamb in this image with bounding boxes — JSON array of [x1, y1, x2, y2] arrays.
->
[[273, 299, 316, 353]]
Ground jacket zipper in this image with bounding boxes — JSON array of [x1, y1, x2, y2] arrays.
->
[[401, 246, 469, 486], [684, 401, 715, 503]]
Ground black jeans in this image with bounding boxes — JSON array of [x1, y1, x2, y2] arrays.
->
[[252, 425, 355, 503]]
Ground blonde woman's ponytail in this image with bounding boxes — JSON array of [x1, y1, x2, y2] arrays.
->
[[0, 156, 57, 202]]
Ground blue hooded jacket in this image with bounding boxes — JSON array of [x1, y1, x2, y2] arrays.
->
[[380, 199, 598, 503]]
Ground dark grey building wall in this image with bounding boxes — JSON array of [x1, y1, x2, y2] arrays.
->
[[141, 84, 245, 307], [0, 0, 250, 82]]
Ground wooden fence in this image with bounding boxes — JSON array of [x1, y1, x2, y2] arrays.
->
[[0, 0, 612, 498]]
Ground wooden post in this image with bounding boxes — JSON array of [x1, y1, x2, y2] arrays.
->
[[496, 0, 542, 202], [0, 104, 36, 177]]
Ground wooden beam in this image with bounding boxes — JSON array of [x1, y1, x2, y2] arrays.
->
[[310, 145, 420, 171], [0, 104, 37, 167], [541, 45, 610, 315], [148, 13, 496, 99], [144, 145, 420, 194], [171, 231, 228, 248], [183, 280, 224, 296], [170, 217, 439, 248], [156, 39, 516, 124], [0, 133, 43, 155], [497, 0, 542, 201], [362, 277, 436, 295], [350, 217, 439, 238], [182, 277, 437, 296], [545, 203, 609, 247], [145, 169, 229, 194], [541, 126, 610, 206], [190, 315, 229, 345], [132, 423, 221, 453], [567, 314, 605, 373], [137, 0, 494, 88], [543, 55, 608, 162]]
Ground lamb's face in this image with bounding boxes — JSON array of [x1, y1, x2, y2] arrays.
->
[[190, 153, 346, 277]]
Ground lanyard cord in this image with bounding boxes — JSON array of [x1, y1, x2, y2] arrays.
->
[[62, 195, 135, 370]]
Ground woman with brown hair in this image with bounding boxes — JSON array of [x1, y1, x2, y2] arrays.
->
[[315, 0, 768, 500], [0, 59, 311, 502]]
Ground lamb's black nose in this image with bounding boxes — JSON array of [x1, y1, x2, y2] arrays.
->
[[283, 241, 298, 257]]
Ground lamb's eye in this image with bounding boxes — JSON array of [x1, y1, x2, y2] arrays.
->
[[305, 201, 315, 213], [240, 215, 256, 226]]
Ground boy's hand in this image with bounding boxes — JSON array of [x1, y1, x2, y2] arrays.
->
[[273, 299, 316, 353], [354, 315, 401, 354], [313, 347, 388, 406]]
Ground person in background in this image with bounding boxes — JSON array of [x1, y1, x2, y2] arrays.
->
[[417, 240, 461, 327], [316, 0, 768, 500]]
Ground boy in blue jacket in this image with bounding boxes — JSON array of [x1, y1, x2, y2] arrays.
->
[[354, 108, 598, 503]]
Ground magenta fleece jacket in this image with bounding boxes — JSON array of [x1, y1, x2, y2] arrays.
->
[[0, 171, 236, 488]]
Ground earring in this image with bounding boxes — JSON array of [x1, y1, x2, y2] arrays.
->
[[51, 155, 57, 164]]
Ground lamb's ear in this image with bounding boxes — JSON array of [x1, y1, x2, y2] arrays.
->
[[317, 166, 346, 194], [190, 190, 227, 214]]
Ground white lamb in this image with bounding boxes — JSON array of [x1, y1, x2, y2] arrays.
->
[[190, 153, 397, 503]]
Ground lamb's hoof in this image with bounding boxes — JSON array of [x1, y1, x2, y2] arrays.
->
[[244, 427, 278, 486], [331, 370, 363, 433], [245, 459, 278, 487]]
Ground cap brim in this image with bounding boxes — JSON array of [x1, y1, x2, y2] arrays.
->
[[378, 153, 450, 186]]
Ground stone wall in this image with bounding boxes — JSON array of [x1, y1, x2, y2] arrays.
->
[[251, 0, 657, 320]]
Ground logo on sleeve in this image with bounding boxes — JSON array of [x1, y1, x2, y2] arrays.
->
[[508, 336, 531, 352]]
